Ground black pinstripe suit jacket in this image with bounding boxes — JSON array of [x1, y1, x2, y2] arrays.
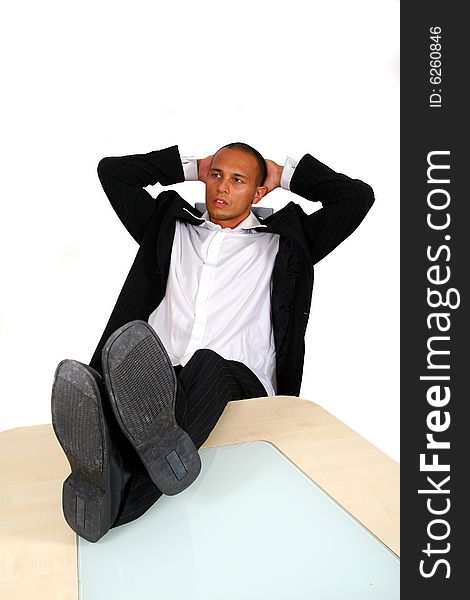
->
[[89, 145, 374, 396]]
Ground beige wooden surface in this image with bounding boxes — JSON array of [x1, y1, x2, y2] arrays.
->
[[0, 396, 399, 600]]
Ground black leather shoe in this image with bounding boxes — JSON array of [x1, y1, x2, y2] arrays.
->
[[51, 359, 117, 542], [101, 320, 201, 496]]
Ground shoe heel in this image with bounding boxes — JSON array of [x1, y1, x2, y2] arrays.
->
[[63, 474, 110, 543], [138, 426, 201, 496]]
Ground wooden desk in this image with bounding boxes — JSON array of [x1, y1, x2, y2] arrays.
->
[[0, 396, 399, 600]]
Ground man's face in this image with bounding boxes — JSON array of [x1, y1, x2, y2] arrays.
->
[[205, 147, 267, 229]]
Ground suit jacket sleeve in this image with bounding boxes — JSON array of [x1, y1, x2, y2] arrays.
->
[[289, 153, 375, 264], [97, 145, 185, 244]]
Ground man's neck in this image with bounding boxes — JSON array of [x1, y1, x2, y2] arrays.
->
[[209, 210, 251, 229]]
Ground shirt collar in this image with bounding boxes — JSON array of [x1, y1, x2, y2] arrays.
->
[[199, 210, 266, 232]]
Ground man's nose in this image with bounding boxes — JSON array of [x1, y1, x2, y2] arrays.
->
[[216, 177, 230, 193]]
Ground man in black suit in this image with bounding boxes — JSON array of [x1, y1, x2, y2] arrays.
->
[[51, 142, 374, 542]]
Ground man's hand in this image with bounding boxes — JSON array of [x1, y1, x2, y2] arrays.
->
[[197, 155, 213, 183], [263, 159, 283, 194]]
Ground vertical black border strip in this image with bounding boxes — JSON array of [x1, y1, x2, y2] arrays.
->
[[401, 3, 467, 596]]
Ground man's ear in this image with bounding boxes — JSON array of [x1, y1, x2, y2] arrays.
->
[[252, 186, 268, 204]]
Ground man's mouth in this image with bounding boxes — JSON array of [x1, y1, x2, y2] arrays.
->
[[213, 197, 228, 206]]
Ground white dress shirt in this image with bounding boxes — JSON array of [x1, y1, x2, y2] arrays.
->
[[147, 154, 298, 396]]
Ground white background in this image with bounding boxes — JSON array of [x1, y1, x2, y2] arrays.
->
[[1, 1, 399, 460]]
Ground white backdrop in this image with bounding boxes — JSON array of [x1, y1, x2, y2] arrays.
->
[[0, 1, 399, 461]]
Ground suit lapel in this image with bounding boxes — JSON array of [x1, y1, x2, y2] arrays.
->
[[256, 201, 312, 260]]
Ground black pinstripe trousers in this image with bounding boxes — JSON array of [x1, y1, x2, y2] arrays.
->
[[109, 348, 268, 527]]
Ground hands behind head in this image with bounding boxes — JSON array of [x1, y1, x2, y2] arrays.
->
[[197, 155, 214, 183], [263, 159, 283, 194], [197, 154, 282, 195]]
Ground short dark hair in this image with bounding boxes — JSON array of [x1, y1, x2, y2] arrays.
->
[[215, 142, 267, 186]]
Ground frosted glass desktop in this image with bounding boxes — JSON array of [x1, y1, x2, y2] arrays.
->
[[78, 441, 399, 599]]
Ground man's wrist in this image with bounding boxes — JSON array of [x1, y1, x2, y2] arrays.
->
[[196, 159, 204, 182], [275, 164, 284, 188]]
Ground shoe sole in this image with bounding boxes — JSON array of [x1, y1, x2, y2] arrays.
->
[[101, 320, 201, 496], [51, 360, 112, 542]]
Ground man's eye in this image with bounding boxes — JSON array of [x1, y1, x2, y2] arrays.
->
[[211, 173, 220, 178], [234, 178, 243, 183]]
